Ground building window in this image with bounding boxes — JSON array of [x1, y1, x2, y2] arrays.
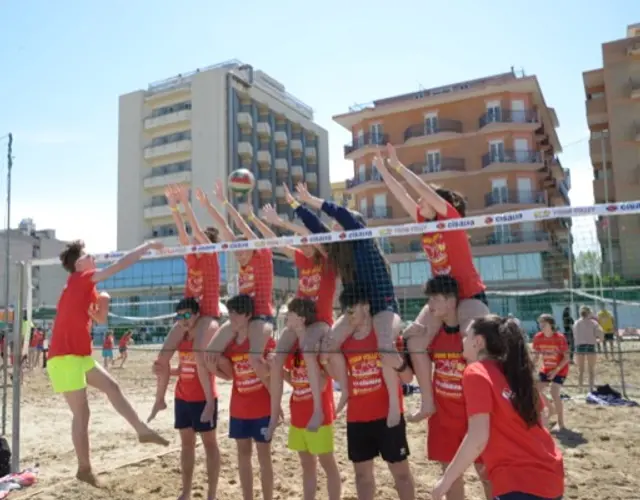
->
[[486, 100, 502, 122], [150, 101, 192, 118], [424, 113, 438, 134], [426, 150, 441, 172], [150, 130, 191, 147], [472, 252, 543, 282]]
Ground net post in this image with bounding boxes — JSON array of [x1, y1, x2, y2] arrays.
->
[[10, 261, 26, 473]]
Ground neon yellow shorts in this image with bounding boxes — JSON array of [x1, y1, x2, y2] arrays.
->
[[287, 424, 334, 455], [48, 355, 96, 393]]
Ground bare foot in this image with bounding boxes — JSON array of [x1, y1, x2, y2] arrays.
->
[[336, 393, 348, 416], [76, 468, 103, 488], [177, 492, 191, 500], [306, 408, 324, 432], [406, 398, 436, 423], [386, 406, 401, 428], [147, 400, 167, 423], [138, 428, 170, 446]]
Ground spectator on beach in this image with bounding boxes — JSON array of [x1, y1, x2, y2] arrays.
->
[[562, 307, 575, 363], [572, 306, 602, 392], [597, 306, 616, 361]]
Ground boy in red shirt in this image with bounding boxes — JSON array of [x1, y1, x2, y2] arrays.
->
[[339, 286, 416, 500], [433, 315, 564, 500], [47, 240, 169, 486], [222, 294, 275, 500], [532, 314, 570, 430], [421, 276, 491, 500], [267, 297, 341, 500], [149, 297, 225, 500], [102, 330, 114, 369]]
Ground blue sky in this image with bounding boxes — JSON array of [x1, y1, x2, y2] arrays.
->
[[1, 1, 638, 254]]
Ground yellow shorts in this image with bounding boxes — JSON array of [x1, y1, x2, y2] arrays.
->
[[48, 355, 96, 393], [287, 424, 334, 455]]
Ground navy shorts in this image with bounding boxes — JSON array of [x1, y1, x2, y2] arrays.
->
[[250, 315, 275, 325], [229, 416, 271, 442], [538, 372, 566, 385], [174, 398, 217, 433], [495, 493, 562, 500]]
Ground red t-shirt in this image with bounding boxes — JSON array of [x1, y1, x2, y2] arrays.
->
[[342, 330, 404, 423], [463, 360, 564, 499], [294, 250, 336, 326], [532, 332, 569, 377], [417, 202, 485, 300], [175, 338, 218, 402], [185, 254, 220, 317], [119, 333, 131, 348], [103, 335, 114, 349], [30, 330, 43, 348], [238, 249, 274, 317], [225, 336, 275, 419], [429, 328, 467, 424], [48, 270, 99, 359], [285, 341, 335, 428]]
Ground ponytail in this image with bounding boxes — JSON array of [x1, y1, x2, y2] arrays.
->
[[500, 319, 540, 427]]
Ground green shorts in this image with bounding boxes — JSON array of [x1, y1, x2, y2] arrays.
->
[[576, 344, 596, 354], [48, 355, 96, 393], [288, 424, 334, 455]]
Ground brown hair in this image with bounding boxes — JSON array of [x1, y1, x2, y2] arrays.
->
[[287, 297, 317, 326], [204, 226, 219, 243], [579, 306, 591, 318], [60, 240, 85, 273], [538, 314, 556, 329], [431, 184, 467, 217], [471, 315, 541, 427]]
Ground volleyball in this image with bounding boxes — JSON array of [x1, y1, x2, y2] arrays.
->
[[228, 169, 255, 194]]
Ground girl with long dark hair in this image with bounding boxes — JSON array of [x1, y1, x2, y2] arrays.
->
[[432, 315, 564, 500]]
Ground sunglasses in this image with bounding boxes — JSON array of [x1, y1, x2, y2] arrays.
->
[[175, 312, 194, 321]]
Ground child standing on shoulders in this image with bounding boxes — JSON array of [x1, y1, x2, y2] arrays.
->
[[149, 298, 223, 500], [532, 314, 570, 431]]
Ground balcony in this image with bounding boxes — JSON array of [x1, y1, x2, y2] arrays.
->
[[238, 141, 253, 158], [274, 130, 288, 144], [305, 172, 317, 184], [346, 170, 382, 191], [628, 42, 640, 56], [292, 165, 303, 178], [238, 112, 253, 128], [481, 150, 542, 171], [257, 150, 272, 165], [144, 139, 192, 160], [290, 139, 303, 152], [144, 109, 191, 131], [257, 179, 272, 192], [407, 157, 465, 179], [344, 133, 388, 160], [143, 170, 192, 189], [593, 178, 615, 203], [305, 146, 317, 160], [362, 205, 393, 219], [275, 185, 285, 198], [275, 158, 288, 171], [257, 122, 271, 136], [484, 190, 546, 208], [589, 136, 611, 162], [403, 119, 463, 144], [144, 204, 174, 219], [478, 109, 538, 131], [586, 98, 608, 126]]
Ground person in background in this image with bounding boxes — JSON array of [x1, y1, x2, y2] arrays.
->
[[572, 306, 602, 393], [597, 305, 616, 361], [532, 315, 570, 431], [118, 330, 133, 369], [562, 307, 575, 363], [102, 331, 115, 369]]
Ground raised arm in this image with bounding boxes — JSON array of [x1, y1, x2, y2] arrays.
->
[[165, 186, 191, 246], [249, 205, 296, 260], [295, 182, 364, 230], [195, 188, 235, 242], [373, 152, 420, 220], [175, 185, 210, 245], [281, 183, 327, 235], [92, 241, 163, 283], [385, 143, 448, 218], [213, 180, 257, 240]]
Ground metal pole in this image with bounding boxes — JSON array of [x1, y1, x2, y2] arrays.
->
[[11, 262, 25, 473], [2, 133, 13, 436], [602, 133, 627, 397]]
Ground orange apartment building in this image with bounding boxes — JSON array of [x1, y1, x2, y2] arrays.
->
[[333, 70, 571, 317], [583, 23, 640, 280]]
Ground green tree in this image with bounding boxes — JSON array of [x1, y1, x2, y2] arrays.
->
[[574, 250, 602, 287]]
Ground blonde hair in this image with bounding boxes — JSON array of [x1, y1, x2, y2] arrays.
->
[[579, 306, 592, 318]]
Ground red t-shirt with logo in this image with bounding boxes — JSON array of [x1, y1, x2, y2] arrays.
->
[[532, 332, 569, 377], [185, 254, 220, 317], [417, 202, 485, 300], [342, 330, 404, 423], [429, 328, 467, 424], [238, 249, 274, 317], [119, 332, 132, 348], [463, 360, 564, 499], [294, 250, 336, 326], [49, 270, 99, 359], [225, 336, 275, 419], [175, 338, 218, 402], [103, 335, 114, 349], [285, 341, 335, 428]]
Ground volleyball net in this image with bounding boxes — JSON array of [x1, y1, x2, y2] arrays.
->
[[5, 200, 640, 470]]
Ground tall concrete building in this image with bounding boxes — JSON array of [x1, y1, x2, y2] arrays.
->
[[583, 24, 640, 280], [334, 69, 571, 318]]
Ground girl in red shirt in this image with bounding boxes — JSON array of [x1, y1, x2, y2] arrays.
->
[[151, 184, 222, 425], [197, 181, 275, 390], [432, 315, 564, 500], [102, 331, 114, 369], [255, 203, 337, 433], [373, 145, 489, 423]]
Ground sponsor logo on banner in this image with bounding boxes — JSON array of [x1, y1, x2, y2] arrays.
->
[[393, 226, 411, 235], [105, 252, 124, 260], [339, 232, 347, 240], [606, 205, 617, 212], [190, 246, 198, 253], [265, 239, 280, 247], [308, 233, 333, 244], [573, 206, 596, 215], [533, 209, 552, 219], [221, 243, 229, 250], [198, 244, 218, 253], [411, 224, 425, 234], [494, 212, 523, 223], [253, 240, 266, 248], [445, 219, 475, 229], [347, 229, 373, 240], [619, 202, 640, 211], [300, 237, 309, 244], [229, 240, 249, 250], [436, 222, 446, 230], [552, 207, 572, 217], [378, 228, 393, 236]]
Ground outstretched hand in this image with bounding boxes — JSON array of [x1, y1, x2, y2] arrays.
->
[[176, 184, 190, 203], [386, 143, 399, 167], [165, 185, 179, 207], [195, 187, 209, 206], [213, 180, 226, 203], [261, 204, 281, 225], [294, 182, 312, 204], [282, 183, 296, 205], [373, 151, 388, 173], [146, 241, 164, 251]]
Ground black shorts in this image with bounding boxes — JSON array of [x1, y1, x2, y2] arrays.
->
[[369, 294, 399, 317], [604, 333, 614, 341], [250, 315, 275, 325], [174, 398, 218, 433], [496, 493, 562, 500], [538, 372, 566, 385], [346, 416, 409, 464]]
